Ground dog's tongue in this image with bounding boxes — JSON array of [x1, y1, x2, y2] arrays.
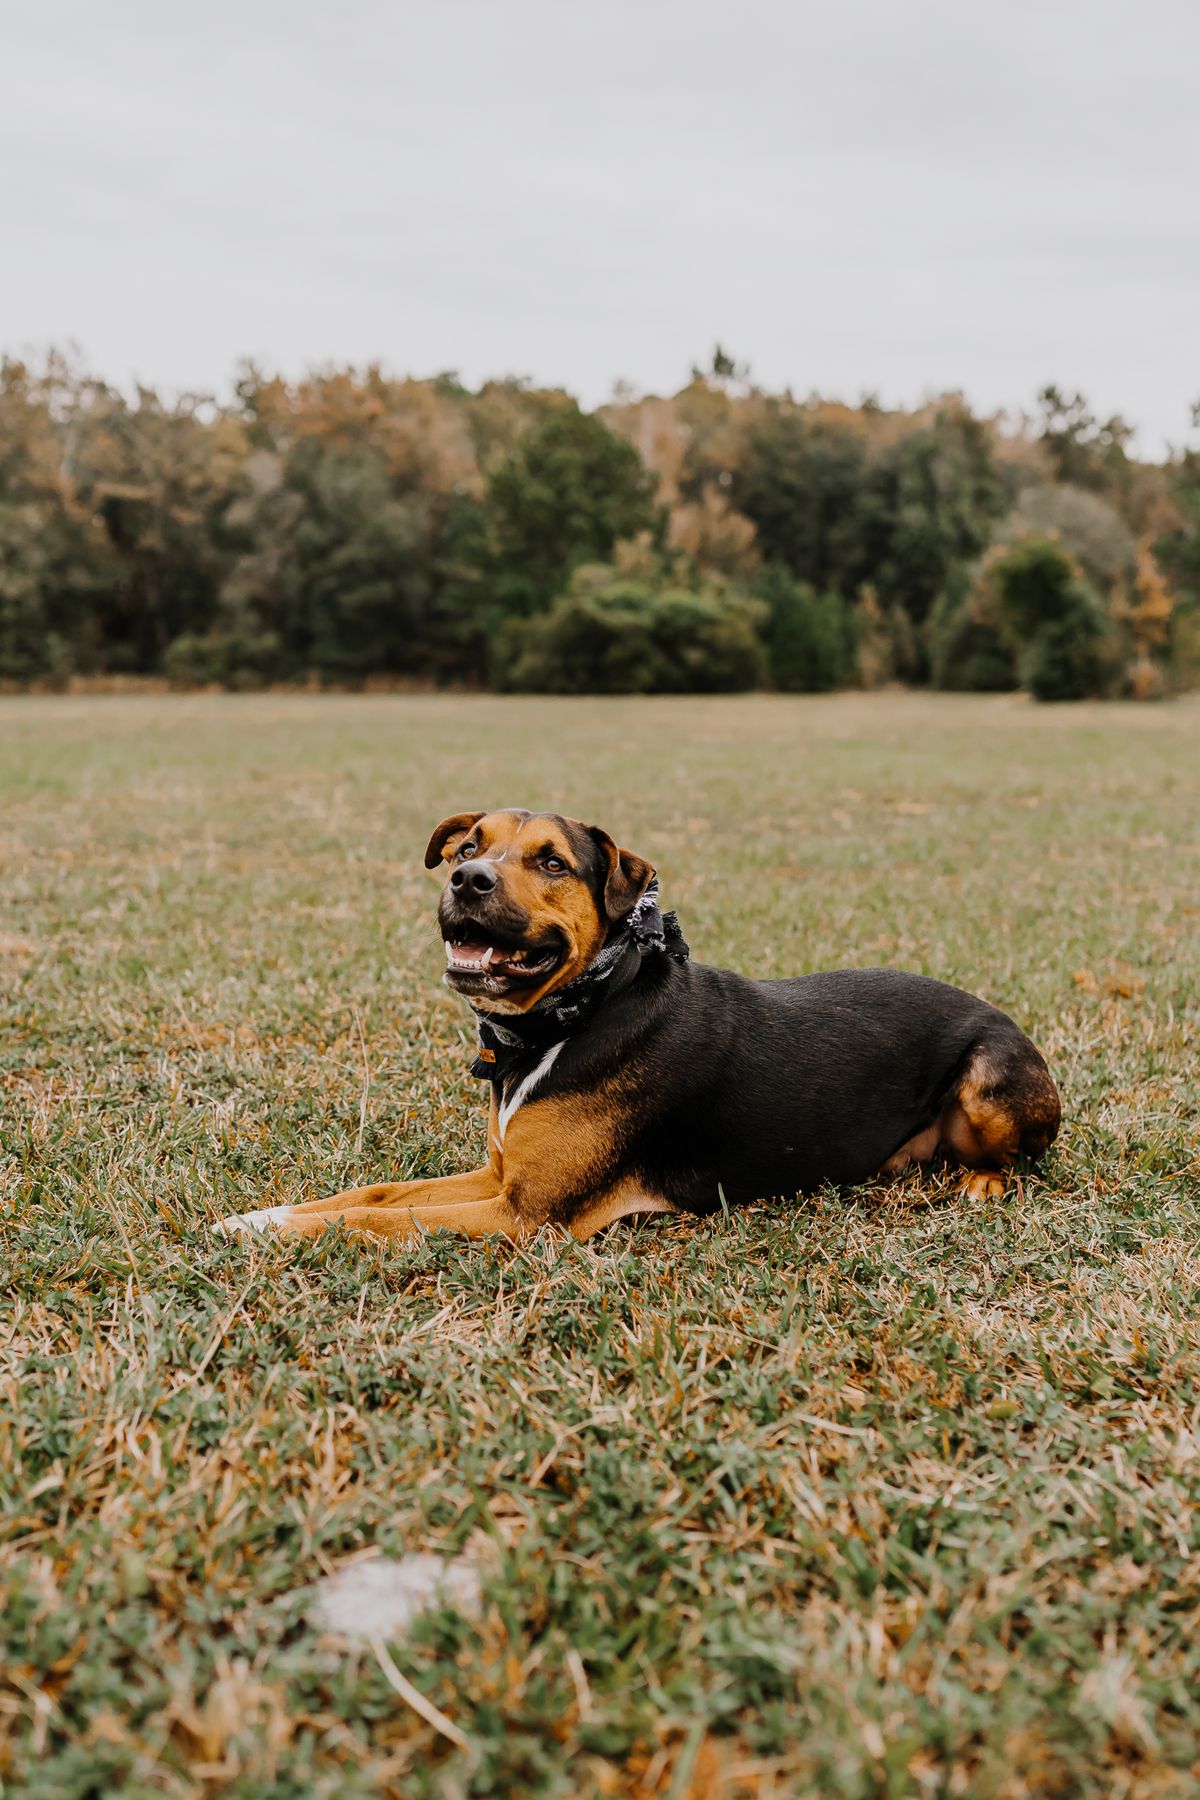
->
[[445, 937, 532, 974]]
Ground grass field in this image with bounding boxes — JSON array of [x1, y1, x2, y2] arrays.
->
[[2, 691, 1199, 1800]]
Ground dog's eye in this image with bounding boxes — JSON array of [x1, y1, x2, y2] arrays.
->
[[458, 841, 478, 859], [543, 856, 566, 874]]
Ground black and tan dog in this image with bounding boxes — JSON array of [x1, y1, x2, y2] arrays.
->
[[217, 809, 1061, 1244]]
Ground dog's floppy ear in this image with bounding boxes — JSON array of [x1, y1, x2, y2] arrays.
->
[[586, 825, 655, 922], [424, 811, 485, 869]]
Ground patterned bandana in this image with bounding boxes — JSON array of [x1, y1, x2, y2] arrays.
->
[[469, 878, 689, 1084]]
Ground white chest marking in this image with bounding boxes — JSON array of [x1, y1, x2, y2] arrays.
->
[[497, 1041, 565, 1142]]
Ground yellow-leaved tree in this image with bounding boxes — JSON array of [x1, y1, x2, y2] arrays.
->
[[1111, 541, 1177, 698]]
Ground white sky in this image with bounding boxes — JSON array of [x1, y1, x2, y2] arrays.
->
[[3, 0, 1197, 455]]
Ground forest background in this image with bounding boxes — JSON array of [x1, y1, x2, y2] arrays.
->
[[3, 347, 1197, 701]]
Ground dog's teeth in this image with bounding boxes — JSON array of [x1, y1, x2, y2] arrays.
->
[[480, 946, 493, 969], [444, 941, 454, 962]]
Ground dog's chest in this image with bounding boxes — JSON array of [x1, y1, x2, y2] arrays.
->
[[495, 1041, 565, 1144]]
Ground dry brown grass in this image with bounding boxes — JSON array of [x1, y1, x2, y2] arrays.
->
[[2, 691, 1199, 1798]]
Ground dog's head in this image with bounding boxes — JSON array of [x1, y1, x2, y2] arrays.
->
[[425, 809, 654, 1012]]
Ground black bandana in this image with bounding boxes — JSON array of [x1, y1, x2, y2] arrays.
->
[[469, 878, 689, 1084]]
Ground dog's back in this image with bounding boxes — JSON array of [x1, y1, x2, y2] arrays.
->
[[589, 959, 1059, 1210]]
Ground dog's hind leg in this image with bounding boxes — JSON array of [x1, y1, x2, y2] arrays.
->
[[942, 1036, 1061, 1201]]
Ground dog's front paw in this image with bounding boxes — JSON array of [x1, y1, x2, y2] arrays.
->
[[213, 1204, 295, 1238]]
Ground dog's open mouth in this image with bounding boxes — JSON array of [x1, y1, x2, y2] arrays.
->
[[442, 926, 562, 990]]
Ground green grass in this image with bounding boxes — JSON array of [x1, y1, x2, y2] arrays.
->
[[2, 691, 1199, 1800]]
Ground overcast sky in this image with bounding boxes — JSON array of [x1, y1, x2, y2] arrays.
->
[[4, 0, 1197, 455]]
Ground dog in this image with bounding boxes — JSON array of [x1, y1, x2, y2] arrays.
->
[[216, 808, 1061, 1245]]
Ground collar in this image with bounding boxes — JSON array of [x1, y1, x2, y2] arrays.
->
[[468, 878, 689, 1084]]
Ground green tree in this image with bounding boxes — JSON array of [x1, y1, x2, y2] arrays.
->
[[694, 344, 750, 388], [1036, 386, 1134, 498], [485, 407, 659, 616], [211, 442, 439, 680], [732, 410, 868, 597], [1155, 411, 1200, 606], [756, 564, 854, 691], [732, 408, 1003, 657], [67, 385, 248, 671], [1019, 600, 1113, 701], [0, 356, 124, 680], [223, 366, 499, 682], [851, 412, 1006, 631], [1152, 424, 1200, 689]]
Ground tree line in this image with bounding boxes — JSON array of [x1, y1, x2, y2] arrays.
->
[[2, 349, 1197, 699]]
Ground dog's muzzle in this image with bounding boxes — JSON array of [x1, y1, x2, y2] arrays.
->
[[439, 877, 564, 995]]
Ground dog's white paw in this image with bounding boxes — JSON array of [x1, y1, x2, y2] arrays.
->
[[214, 1204, 295, 1237]]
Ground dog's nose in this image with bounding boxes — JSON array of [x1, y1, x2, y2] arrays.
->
[[450, 859, 499, 897]]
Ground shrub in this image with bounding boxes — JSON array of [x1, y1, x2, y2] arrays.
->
[[756, 565, 854, 692], [164, 629, 284, 689], [986, 535, 1118, 701], [1017, 592, 1114, 701], [986, 536, 1083, 640], [852, 586, 922, 689], [928, 574, 1017, 692], [495, 577, 765, 694], [930, 601, 1018, 692]]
